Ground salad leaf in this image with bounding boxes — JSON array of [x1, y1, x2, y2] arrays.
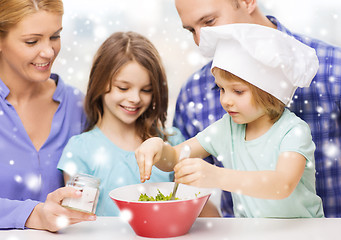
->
[[138, 189, 179, 201]]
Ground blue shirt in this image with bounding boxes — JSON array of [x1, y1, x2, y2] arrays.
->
[[173, 16, 341, 217], [0, 74, 86, 229], [57, 127, 185, 216]]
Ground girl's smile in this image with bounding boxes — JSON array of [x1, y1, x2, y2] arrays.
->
[[120, 105, 141, 114], [101, 60, 153, 127]]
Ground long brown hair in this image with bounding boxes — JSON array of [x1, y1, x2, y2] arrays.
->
[[213, 67, 285, 122], [84, 31, 169, 141], [0, 0, 63, 38]]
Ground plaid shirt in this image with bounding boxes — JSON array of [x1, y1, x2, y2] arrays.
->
[[173, 16, 341, 217]]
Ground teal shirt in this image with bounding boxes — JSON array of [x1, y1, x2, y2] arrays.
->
[[57, 127, 184, 216], [196, 109, 324, 218]]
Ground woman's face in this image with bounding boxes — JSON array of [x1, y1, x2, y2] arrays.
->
[[0, 10, 62, 84], [102, 61, 153, 127]]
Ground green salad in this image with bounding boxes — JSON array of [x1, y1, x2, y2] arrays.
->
[[138, 189, 179, 201]]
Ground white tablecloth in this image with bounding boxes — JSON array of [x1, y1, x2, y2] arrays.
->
[[0, 217, 339, 240]]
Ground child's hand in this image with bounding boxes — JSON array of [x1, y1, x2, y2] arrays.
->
[[174, 157, 220, 188], [135, 137, 164, 182]]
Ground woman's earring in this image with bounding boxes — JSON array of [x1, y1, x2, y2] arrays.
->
[[152, 102, 156, 110]]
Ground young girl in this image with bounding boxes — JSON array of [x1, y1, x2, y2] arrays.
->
[[135, 24, 324, 218], [57, 31, 185, 216]]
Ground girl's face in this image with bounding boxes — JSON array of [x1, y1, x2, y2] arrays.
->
[[214, 75, 266, 125], [0, 10, 62, 84], [102, 61, 153, 127]]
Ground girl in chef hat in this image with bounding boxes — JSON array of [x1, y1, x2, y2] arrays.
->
[[135, 24, 324, 218], [57, 31, 185, 216]]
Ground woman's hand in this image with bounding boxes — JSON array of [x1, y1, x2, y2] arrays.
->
[[25, 187, 96, 232], [135, 137, 165, 182], [174, 157, 222, 189]]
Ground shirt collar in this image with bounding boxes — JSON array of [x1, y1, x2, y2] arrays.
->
[[0, 73, 64, 102], [266, 15, 294, 37], [51, 73, 65, 103], [0, 77, 10, 100]]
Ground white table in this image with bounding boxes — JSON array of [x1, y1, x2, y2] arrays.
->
[[0, 217, 339, 240]]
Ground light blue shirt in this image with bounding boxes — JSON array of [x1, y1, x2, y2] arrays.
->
[[0, 74, 86, 229], [196, 109, 324, 218], [57, 127, 185, 216]]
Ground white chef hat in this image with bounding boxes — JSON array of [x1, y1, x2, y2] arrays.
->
[[199, 24, 319, 105]]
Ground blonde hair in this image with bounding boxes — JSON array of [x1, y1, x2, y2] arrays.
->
[[212, 67, 285, 122], [0, 0, 64, 38]]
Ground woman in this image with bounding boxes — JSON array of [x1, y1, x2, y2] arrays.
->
[[0, 0, 95, 231]]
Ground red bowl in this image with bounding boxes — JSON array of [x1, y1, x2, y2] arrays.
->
[[109, 182, 211, 238]]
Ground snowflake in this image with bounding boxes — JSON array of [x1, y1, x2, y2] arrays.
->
[[116, 177, 125, 185], [93, 147, 109, 166], [236, 203, 244, 211], [329, 76, 336, 83], [56, 215, 70, 229], [293, 127, 303, 137], [25, 174, 41, 192], [206, 221, 213, 228], [193, 73, 200, 80], [196, 103, 203, 111], [94, 25, 108, 40], [188, 101, 195, 110], [192, 119, 203, 129], [180, 41, 189, 50], [325, 160, 333, 168], [208, 114, 215, 123], [187, 51, 202, 66], [137, 185, 146, 193], [14, 175, 22, 183], [73, 89, 80, 95], [323, 143, 339, 158], [63, 162, 78, 177], [206, 92, 214, 100], [66, 151, 73, 158], [120, 209, 133, 222], [316, 106, 324, 114], [67, 67, 74, 74]]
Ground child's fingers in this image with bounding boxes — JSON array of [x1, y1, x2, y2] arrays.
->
[[174, 158, 196, 178], [135, 150, 147, 182], [175, 168, 200, 185], [143, 151, 155, 181]]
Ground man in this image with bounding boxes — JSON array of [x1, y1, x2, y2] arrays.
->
[[173, 0, 341, 217]]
